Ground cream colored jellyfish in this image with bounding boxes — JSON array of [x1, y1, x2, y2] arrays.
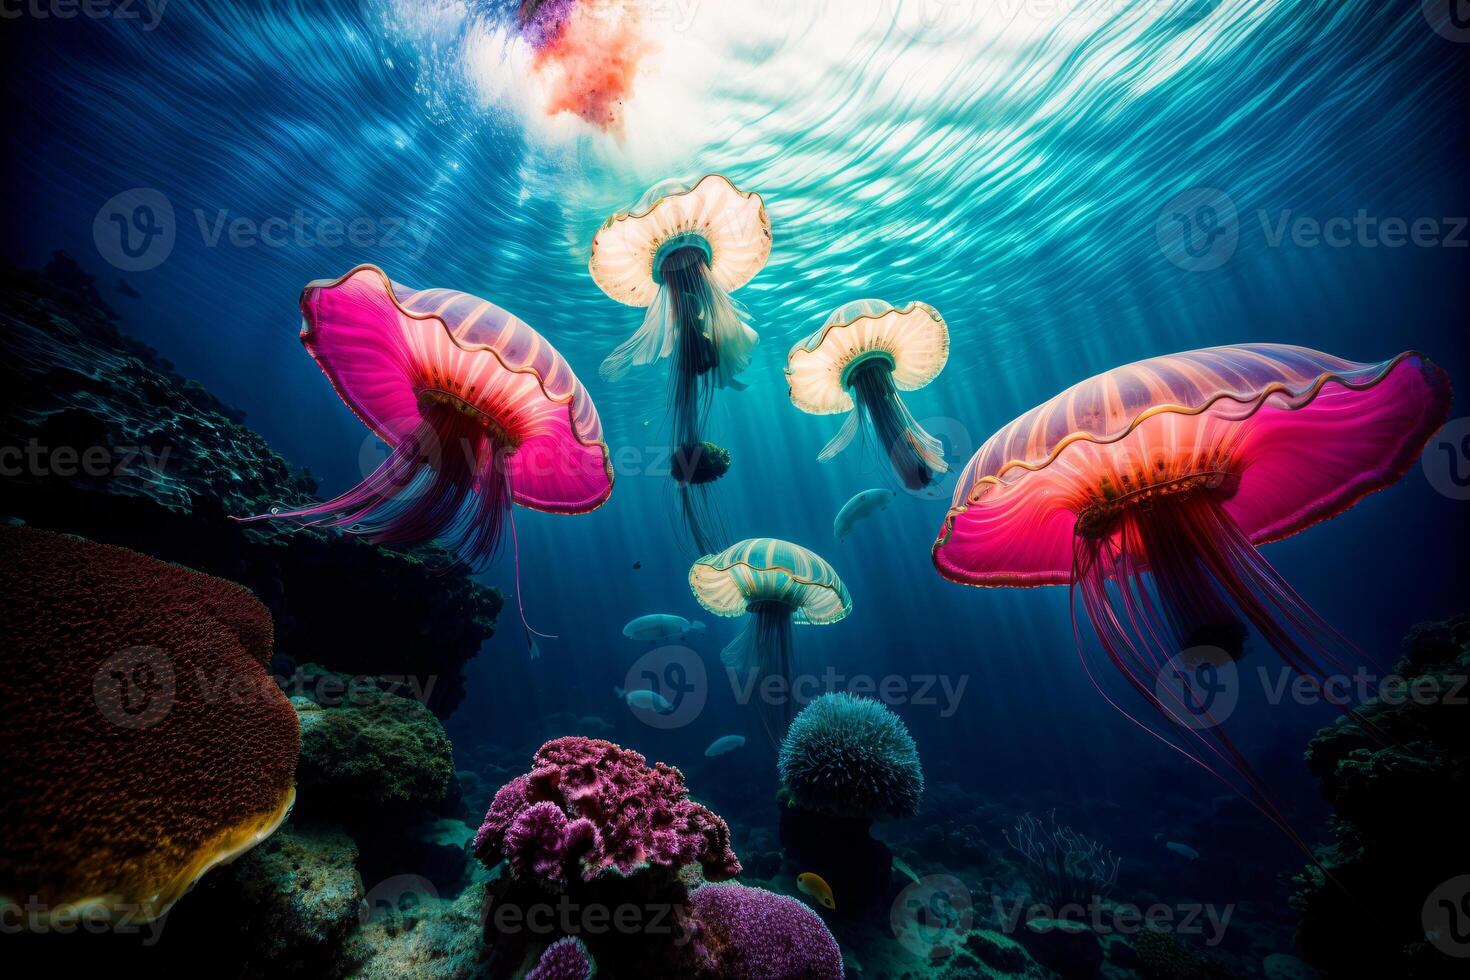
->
[[690, 538, 851, 743], [591, 175, 770, 551], [787, 299, 950, 490]]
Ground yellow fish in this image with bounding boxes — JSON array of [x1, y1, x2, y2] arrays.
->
[[797, 872, 836, 909]]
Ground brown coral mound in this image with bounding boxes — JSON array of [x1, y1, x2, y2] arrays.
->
[[0, 525, 299, 924]]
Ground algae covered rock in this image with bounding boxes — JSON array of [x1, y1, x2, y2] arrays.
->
[[224, 822, 364, 973], [1290, 611, 1470, 979], [295, 676, 455, 816]]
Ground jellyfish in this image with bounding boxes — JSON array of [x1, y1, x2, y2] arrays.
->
[[690, 538, 851, 744], [239, 265, 614, 635], [932, 344, 1451, 836], [787, 299, 950, 490], [591, 174, 770, 551]]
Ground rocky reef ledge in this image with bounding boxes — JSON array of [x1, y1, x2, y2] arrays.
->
[[0, 254, 502, 717]]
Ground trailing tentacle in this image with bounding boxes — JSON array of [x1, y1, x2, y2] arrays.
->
[[848, 362, 946, 489]]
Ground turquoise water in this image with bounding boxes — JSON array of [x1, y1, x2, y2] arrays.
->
[[5, 1, 1469, 969]]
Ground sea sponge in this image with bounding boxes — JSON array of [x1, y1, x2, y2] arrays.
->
[[690, 882, 844, 979], [0, 524, 299, 924], [293, 674, 454, 814], [474, 736, 740, 885], [527, 936, 595, 980], [778, 693, 923, 820]]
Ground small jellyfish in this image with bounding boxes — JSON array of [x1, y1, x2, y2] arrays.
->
[[788, 300, 950, 490], [690, 538, 851, 744], [933, 343, 1451, 842], [591, 174, 770, 552]]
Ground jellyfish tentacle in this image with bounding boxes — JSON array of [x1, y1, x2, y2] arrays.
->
[[816, 410, 861, 462], [599, 285, 680, 382], [242, 402, 512, 568], [847, 362, 946, 489]]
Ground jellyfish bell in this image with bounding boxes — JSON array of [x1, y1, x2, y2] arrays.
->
[[690, 538, 851, 746], [933, 343, 1452, 835], [788, 299, 950, 490], [239, 265, 613, 625]]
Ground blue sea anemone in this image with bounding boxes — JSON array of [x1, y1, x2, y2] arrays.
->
[[778, 693, 923, 820]]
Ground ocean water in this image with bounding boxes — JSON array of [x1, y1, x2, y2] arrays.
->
[[4, 0, 1469, 976]]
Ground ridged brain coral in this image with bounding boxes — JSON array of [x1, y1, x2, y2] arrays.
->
[[0, 525, 299, 924], [691, 883, 845, 980], [473, 736, 740, 886], [778, 692, 923, 820]]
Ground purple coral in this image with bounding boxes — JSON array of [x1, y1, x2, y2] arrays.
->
[[691, 883, 845, 980], [475, 736, 741, 887], [526, 936, 594, 980]]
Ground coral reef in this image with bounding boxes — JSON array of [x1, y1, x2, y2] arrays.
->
[[474, 738, 852, 979], [779, 693, 924, 820], [1290, 610, 1470, 979], [294, 675, 455, 816], [1003, 811, 1119, 910], [1133, 928, 1233, 980], [527, 936, 595, 980], [0, 524, 299, 924], [0, 256, 501, 717], [474, 736, 740, 886], [690, 882, 845, 979]]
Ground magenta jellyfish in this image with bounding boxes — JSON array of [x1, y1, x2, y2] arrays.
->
[[242, 265, 613, 630], [787, 299, 950, 489], [591, 174, 769, 551], [933, 344, 1451, 835]]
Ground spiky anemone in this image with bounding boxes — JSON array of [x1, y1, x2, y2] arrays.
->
[[777, 692, 923, 821]]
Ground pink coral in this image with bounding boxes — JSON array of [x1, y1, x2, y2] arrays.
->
[[475, 736, 740, 887], [526, 936, 594, 980], [691, 883, 845, 979]]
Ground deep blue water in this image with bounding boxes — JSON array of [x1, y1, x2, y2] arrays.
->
[[5, 0, 1468, 897]]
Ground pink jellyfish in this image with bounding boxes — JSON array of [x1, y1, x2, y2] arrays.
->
[[933, 344, 1451, 834], [243, 265, 613, 581]]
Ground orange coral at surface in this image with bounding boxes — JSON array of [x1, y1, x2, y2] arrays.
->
[[0, 525, 299, 924]]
